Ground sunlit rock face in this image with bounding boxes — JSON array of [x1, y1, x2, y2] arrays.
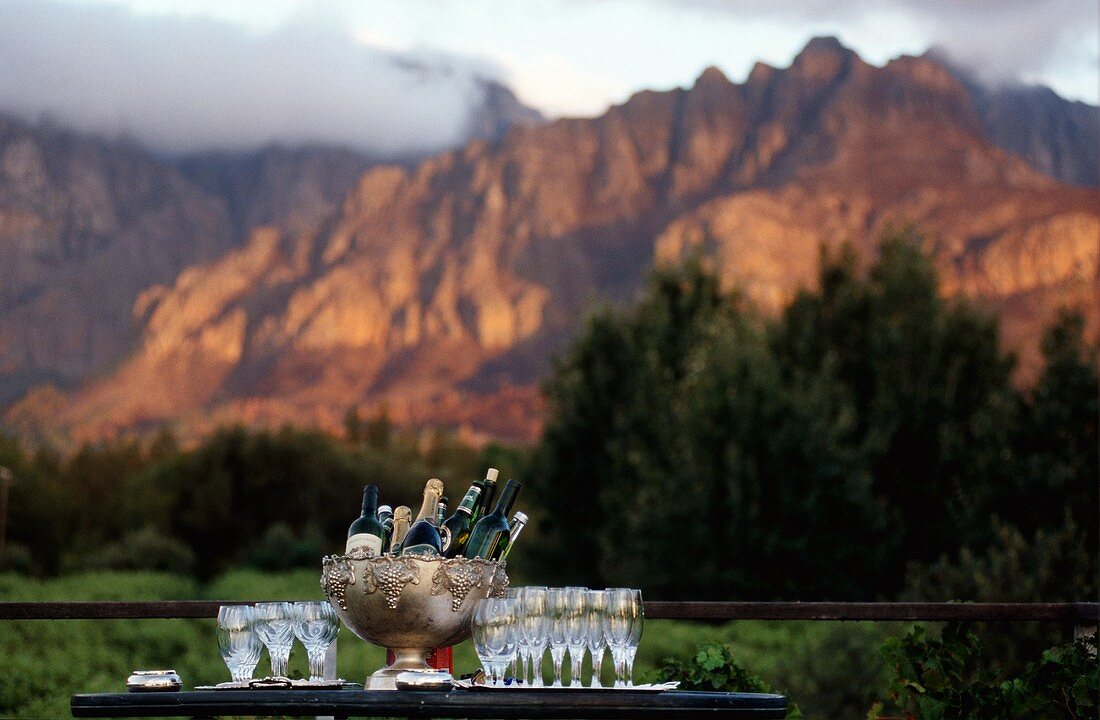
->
[[3, 39, 1096, 443]]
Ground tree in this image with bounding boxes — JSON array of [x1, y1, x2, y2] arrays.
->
[[1007, 310, 1098, 553], [771, 229, 1018, 592], [529, 258, 886, 598]]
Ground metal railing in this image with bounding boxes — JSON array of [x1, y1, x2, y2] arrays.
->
[[2, 600, 1096, 626]]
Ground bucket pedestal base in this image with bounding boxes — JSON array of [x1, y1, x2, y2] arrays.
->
[[364, 648, 431, 690]]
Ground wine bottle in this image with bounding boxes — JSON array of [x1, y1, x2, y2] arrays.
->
[[440, 484, 482, 558], [436, 496, 448, 526], [346, 485, 385, 556], [400, 478, 445, 557], [377, 504, 394, 553], [471, 468, 499, 523], [390, 506, 413, 552], [496, 511, 528, 562], [462, 479, 521, 559]]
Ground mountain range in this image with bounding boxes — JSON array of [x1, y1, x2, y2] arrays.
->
[[1, 38, 1096, 444]]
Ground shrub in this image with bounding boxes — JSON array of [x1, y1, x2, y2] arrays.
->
[[657, 641, 802, 718], [872, 622, 1098, 719], [82, 527, 196, 574], [241, 523, 323, 571]]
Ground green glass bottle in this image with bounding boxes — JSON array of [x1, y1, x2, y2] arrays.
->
[[377, 504, 394, 553], [470, 468, 499, 523], [496, 511, 528, 562], [440, 484, 482, 558], [345, 485, 385, 557], [462, 479, 521, 559]]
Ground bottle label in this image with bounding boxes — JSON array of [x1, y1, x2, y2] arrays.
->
[[346, 533, 383, 557], [439, 526, 453, 553]]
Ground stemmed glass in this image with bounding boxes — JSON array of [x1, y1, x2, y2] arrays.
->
[[516, 586, 549, 686], [216, 605, 263, 684], [546, 587, 568, 687], [472, 598, 518, 687], [584, 590, 608, 687], [622, 589, 643, 687], [604, 588, 643, 687], [254, 602, 295, 678], [506, 589, 525, 683], [562, 587, 588, 688], [293, 601, 339, 682]]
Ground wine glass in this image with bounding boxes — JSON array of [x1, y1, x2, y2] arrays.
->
[[293, 601, 339, 682], [216, 605, 262, 684], [584, 590, 608, 687], [562, 586, 588, 687], [546, 587, 568, 687], [604, 588, 641, 688], [253, 602, 295, 678], [472, 598, 518, 687]]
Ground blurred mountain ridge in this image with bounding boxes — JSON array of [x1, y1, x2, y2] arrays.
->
[[0, 38, 1095, 443]]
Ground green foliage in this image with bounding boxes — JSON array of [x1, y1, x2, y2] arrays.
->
[[659, 641, 776, 692], [530, 257, 886, 598], [657, 642, 802, 718], [240, 522, 323, 572], [875, 623, 1009, 719], [1004, 310, 1098, 558], [903, 516, 1095, 677], [83, 527, 197, 574], [874, 623, 1098, 720], [771, 229, 1019, 588], [1005, 634, 1099, 719], [0, 416, 512, 579], [530, 229, 1090, 600]]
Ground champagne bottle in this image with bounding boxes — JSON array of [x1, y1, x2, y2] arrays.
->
[[471, 468, 499, 523], [377, 504, 394, 553], [400, 478, 445, 557], [440, 484, 482, 558], [462, 479, 521, 559], [346, 485, 385, 556], [390, 506, 413, 552], [496, 511, 528, 562]]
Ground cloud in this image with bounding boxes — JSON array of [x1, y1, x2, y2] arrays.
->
[[0, 0, 505, 155], [666, 0, 1097, 88]]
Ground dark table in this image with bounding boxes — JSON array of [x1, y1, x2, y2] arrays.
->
[[71, 688, 788, 719]]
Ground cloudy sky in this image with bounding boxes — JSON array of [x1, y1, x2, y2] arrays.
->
[[1, 0, 1095, 154]]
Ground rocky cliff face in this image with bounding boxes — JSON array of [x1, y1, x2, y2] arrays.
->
[[0, 115, 235, 402], [3, 39, 1097, 443], [0, 84, 542, 411], [929, 50, 1100, 187]]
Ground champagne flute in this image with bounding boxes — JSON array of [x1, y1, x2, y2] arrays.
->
[[216, 605, 262, 684], [507, 588, 525, 683], [253, 602, 294, 678], [584, 590, 608, 687], [546, 587, 568, 687], [517, 586, 549, 686], [603, 588, 640, 688], [562, 586, 588, 687], [293, 601, 339, 682], [623, 589, 643, 687]]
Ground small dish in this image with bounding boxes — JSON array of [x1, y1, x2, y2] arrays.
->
[[395, 670, 454, 691], [126, 670, 182, 693]]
